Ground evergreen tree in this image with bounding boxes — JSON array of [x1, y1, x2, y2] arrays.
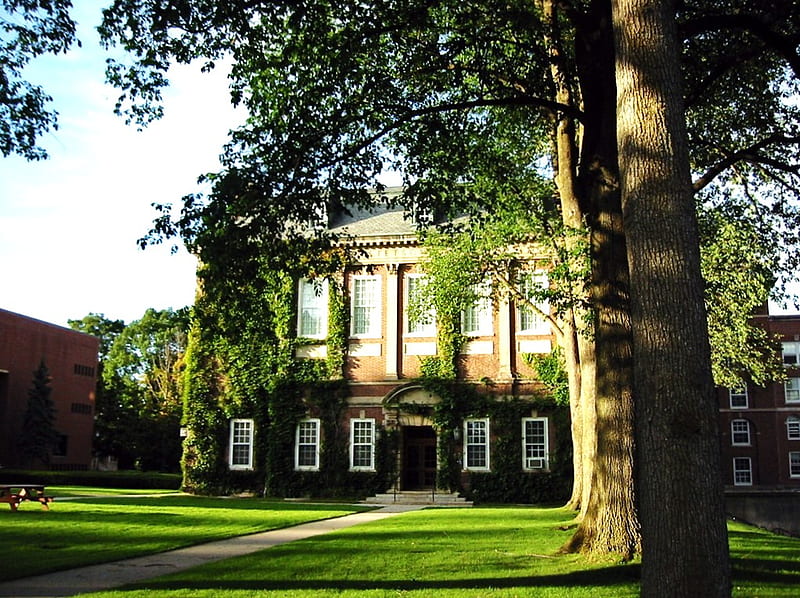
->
[[19, 359, 59, 466]]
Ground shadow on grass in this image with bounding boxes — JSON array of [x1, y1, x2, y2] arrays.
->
[[135, 564, 642, 592], [732, 558, 800, 585]]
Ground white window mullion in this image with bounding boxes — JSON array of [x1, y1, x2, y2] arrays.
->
[[517, 271, 549, 334], [463, 418, 490, 471], [351, 276, 381, 338], [733, 457, 752, 486], [405, 274, 436, 337], [522, 417, 549, 470], [462, 281, 493, 336], [229, 419, 254, 470], [298, 278, 328, 339], [295, 419, 320, 471], [731, 419, 751, 446], [729, 386, 748, 409], [350, 418, 375, 471]]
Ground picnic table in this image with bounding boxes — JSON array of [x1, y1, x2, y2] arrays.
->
[[0, 484, 54, 511]]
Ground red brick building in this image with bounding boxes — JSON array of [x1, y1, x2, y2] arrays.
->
[[214, 204, 564, 502], [0, 309, 98, 469], [718, 314, 800, 490]]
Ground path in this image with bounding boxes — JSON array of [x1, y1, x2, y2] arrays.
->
[[0, 504, 420, 598]]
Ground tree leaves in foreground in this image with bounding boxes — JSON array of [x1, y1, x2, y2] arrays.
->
[[0, 0, 78, 160], [97, 0, 800, 572]]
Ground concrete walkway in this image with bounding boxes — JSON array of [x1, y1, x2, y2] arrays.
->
[[0, 504, 421, 598]]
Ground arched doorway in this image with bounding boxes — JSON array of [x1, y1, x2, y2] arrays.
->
[[383, 384, 441, 491]]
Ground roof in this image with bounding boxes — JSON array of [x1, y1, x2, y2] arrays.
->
[[327, 188, 421, 245]]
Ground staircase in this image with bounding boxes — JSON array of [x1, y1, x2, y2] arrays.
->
[[363, 490, 472, 507]]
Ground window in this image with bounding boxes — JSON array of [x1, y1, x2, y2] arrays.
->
[[783, 341, 800, 366], [405, 274, 436, 336], [53, 434, 68, 457], [522, 418, 549, 470], [733, 457, 752, 486], [462, 281, 493, 336], [791, 452, 800, 478], [70, 402, 92, 415], [517, 271, 549, 334], [350, 419, 375, 471], [295, 419, 320, 471], [731, 419, 751, 446], [351, 276, 381, 337], [297, 278, 328, 339], [464, 418, 490, 471], [73, 364, 95, 377], [786, 378, 800, 403], [229, 419, 254, 470], [787, 416, 800, 440], [729, 386, 748, 409]]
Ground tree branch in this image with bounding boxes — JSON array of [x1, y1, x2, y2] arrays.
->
[[680, 13, 800, 78], [322, 95, 581, 171], [692, 134, 800, 192]]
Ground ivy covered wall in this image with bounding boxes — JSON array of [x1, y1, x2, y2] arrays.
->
[[179, 256, 571, 503]]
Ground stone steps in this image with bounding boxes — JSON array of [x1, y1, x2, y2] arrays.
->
[[363, 491, 473, 507]]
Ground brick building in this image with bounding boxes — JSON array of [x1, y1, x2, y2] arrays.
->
[[718, 314, 800, 490], [0, 309, 98, 469], [213, 204, 565, 502]]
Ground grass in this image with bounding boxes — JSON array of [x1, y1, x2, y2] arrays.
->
[[78, 507, 800, 598], [48, 485, 181, 497], [4, 496, 798, 597], [0, 495, 368, 582]]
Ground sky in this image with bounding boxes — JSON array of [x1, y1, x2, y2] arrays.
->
[[0, 2, 240, 327], [1, 5, 796, 329]]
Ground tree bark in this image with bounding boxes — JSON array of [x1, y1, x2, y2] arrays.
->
[[562, 0, 640, 558], [612, 0, 731, 595], [542, 0, 589, 513]]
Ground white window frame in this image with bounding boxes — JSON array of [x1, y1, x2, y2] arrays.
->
[[463, 418, 490, 471], [295, 418, 321, 471], [404, 274, 436, 337], [517, 271, 550, 335], [786, 377, 800, 404], [787, 416, 800, 440], [733, 457, 753, 486], [783, 341, 800, 367], [229, 418, 254, 471], [790, 452, 800, 478], [350, 275, 382, 338], [731, 419, 751, 446], [522, 417, 549, 471], [349, 418, 376, 471], [462, 281, 493, 337], [729, 386, 748, 409], [297, 278, 329, 340]]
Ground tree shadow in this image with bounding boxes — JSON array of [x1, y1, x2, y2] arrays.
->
[[134, 564, 642, 593]]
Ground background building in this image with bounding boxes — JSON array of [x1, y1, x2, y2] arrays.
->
[[718, 314, 800, 490], [0, 309, 98, 469]]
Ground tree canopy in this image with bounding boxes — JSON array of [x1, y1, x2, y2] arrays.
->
[[70, 309, 190, 471], [97, 0, 800, 581], [0, 0, 78, 160]]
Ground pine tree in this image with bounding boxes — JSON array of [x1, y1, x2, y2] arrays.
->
[[19, 359, 59, 466]]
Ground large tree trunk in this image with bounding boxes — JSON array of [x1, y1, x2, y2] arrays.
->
[[540, 0, 593, 510], [612, 0, 731, 595], [562, 0, 640, 558]]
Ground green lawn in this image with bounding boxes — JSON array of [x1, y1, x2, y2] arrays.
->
[[5, 498, 798, 597], [75, 507, 800, 598], [0, 495, 367, 582], [48, 485, 181, 497]]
